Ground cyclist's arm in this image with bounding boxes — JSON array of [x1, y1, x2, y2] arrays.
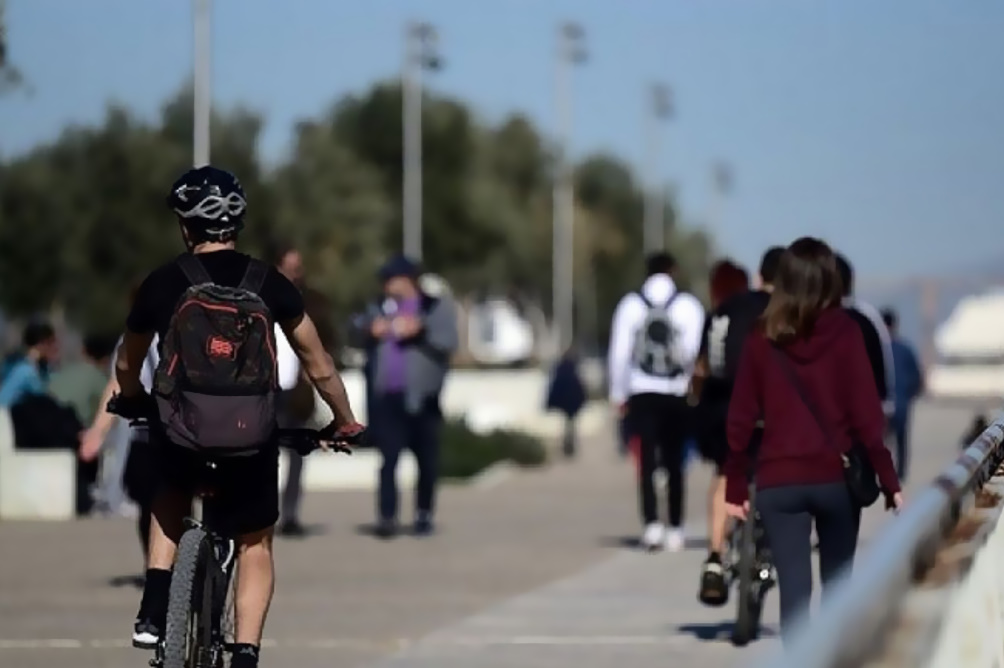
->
[[281, 314, 356, 427], [115, 330, 155, 398]]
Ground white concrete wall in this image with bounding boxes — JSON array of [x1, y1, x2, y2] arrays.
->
[[0, 409, 76, 520], [0, 371, 612, 516]]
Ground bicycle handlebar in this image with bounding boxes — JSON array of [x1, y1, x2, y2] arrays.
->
[[106, 393, 364, 455]]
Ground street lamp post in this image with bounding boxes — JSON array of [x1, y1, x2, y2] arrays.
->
[[708, 161, 733, 254], [552, 22, 587, 354], [402, 21, 441, 262], [643, 83, 673, 254], [193, 0, 211, 168]]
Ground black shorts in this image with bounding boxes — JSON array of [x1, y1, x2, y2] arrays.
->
[[153, 439, 280, 537], [694, 400, 729, 473]]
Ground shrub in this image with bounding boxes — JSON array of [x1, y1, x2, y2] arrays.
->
[[439, 418, 547, 480]]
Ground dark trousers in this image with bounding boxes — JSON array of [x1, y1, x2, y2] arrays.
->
[[562, 415, 577, 457], [375, 393, 441, 522], [281, 449, 304, 522], [628, 393, 689, 527], [123, 438, 156, 561], [757, 482, 861, 642], [892, 410, 910, 481]]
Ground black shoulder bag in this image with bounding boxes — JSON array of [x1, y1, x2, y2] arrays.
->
[[770, 346, 881, 508]]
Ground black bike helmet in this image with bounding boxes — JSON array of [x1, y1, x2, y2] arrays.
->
[[166, 165, 247, 237]]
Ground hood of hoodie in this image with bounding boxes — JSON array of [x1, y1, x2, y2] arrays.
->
[[639, 273, 677, 305], [779, 306, 857, 364]]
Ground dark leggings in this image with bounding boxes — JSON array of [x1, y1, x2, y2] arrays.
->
[[757, 482, 861, 642]]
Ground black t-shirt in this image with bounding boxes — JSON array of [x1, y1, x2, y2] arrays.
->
[[845, 307, 888, 401], [698, 290, 771, 404], [127, 250, 305, 342]]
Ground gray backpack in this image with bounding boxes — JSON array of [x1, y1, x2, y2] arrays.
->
[[631, 291, 684, 378]]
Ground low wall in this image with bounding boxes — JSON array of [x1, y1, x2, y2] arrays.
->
[[343, 368, 607, 439], [0, 370, 611, 517]]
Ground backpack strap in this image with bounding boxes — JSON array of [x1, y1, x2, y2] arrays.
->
[[635, 289, 680, 311], [177, 253, 213, 287], [238, 259, 269, 295], [635, 291, 653, 309]]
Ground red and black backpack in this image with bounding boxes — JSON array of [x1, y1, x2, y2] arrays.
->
[[153, 254, 279, 454]]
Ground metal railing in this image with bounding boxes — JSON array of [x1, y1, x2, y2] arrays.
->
[[758, 413, 1004, 668]]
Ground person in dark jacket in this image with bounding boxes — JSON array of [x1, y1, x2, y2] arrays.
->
[[546, 346, 587, 458], [352, 255, 458, 539], [724, 237, 903, 642], [881, 308, 923, 481]]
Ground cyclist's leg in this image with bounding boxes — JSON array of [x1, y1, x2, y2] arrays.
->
[[234, 527, 275, 646], [134, 443, 195, 646], [216, 446, 280, 664]]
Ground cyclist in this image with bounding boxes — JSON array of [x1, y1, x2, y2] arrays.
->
[[118, 166, 363, 668], [692, 247, 782, 605]]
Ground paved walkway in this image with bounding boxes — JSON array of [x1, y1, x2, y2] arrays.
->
[[0, 400, 982, 668]]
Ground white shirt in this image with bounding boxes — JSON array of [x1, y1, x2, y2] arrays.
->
[[110, 335, 160, 441], [843, 296, 896, 416], [274, 324, 301, 391], [607, 274, 705, 403]]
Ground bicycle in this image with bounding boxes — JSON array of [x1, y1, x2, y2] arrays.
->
[[724, 481, 776, 647], [107, 393, 364, 668]]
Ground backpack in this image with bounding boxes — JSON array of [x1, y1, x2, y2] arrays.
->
[[631, 290, 684, 378], [153, 254, 279, 454]]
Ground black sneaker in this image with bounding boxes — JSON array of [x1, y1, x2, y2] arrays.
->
[[131, 617, 161, 650], [413, 513, 435, 537], [279, 519, 308, 538], [374, 519, 398, 540], [698, 553, 729, 607]]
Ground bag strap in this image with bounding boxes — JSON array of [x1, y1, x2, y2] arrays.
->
[[177, 253, 213, 287], [238, 259, 269, 294], [769, 345, 840, 453], [636, 289, 680, 312]]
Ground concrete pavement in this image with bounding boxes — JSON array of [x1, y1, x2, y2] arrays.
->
[[0, 400, 980, 668]]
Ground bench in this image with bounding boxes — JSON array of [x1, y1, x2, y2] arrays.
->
[[0, 408, 77, 520]]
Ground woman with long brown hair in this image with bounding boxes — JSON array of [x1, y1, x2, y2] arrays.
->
[[723, 237, 902, 641]]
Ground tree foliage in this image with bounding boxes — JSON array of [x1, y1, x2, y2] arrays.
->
[[0, 82, 712, 348]]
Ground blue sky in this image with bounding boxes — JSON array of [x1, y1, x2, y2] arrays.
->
[[2, 0, 1003, 282]]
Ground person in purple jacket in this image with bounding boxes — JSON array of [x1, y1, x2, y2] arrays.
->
[[353, 255, 459, 539]]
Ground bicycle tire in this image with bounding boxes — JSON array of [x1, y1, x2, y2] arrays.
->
[[163, 527, 211, 668], [732, 486, 763, 647]]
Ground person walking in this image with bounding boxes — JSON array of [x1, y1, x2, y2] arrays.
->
[[881, 308, 923, 481], [353, 255, 458, 539], [80, 330, 161, 564], [835, 254, 896, 421], [51, 334, 117, 514], [608, 252, 705, 552], [724, 237, 903, 643], [545, 345, 587, 458], [691, 248, 783, 605]]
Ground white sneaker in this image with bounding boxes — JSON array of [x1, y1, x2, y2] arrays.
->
[[665, 528, 685, 552], [641, 523, 666, 551]]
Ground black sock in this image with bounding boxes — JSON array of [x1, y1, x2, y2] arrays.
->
[[707, 551, 722, 564], [230, 644, 260, 668], [137, 568, 172, 626]]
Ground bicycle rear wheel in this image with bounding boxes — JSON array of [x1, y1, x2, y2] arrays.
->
[[163, 526, 214, 668]]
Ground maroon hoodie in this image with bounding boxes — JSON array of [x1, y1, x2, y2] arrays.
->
[[724, 306, 900, 505]]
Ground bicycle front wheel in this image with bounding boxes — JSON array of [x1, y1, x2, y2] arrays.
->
[[163, 526, 214, 668]]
